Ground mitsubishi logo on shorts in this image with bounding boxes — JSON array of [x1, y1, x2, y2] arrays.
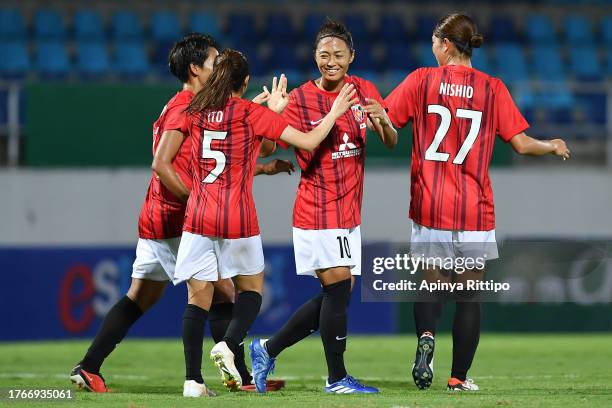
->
[[332, 133, 362, 160]]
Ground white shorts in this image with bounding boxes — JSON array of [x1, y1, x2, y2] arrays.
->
[[173, 231, 265, 284], [292, 226, 361, 277], [410, 222, 499, 263], [131, 237, 181, 281]]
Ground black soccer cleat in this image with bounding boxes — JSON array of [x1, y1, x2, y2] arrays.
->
[[412, 333, 435, 390]]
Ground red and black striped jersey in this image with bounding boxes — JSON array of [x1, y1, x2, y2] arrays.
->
[[184, 97, 288, 239], [138, 90, 193, 239], [282, 76, 385, 230], [385, 65, 529, 231]]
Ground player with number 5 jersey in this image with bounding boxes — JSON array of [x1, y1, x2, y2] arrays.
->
[[384, 13, 570, 392]]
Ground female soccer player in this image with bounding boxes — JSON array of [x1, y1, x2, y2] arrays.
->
[[384, 13, 570, 391], [173, 49, 357, 394], [69, 34, 292, 397], [250, 19, 397, 394]]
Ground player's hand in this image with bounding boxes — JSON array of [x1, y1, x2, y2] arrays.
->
[[265, 74, 289, 113], [263, 159, 295, 175], [551, 139, 570, 160], [364, 98, 392, 128], [330, 83, 357, 119], [252, 88, 271, 105]]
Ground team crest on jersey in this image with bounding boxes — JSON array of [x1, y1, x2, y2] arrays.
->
[[351, 104, 365, 123]]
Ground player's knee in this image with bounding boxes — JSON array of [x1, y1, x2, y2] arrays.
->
[[212, 278, 235, 304], [127, 279, 166, 311]]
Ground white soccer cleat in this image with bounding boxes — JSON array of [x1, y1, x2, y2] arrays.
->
[[447, 377, 479, 391], [210, 341, 242, 391], [183, 380, 216, 397]]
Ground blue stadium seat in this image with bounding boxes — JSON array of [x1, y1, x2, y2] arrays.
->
[[35, 41, 71, 77], [303, 13, 327, 41], [114, 42, 149, 77], [415, 15, 438, 41], [531, 45, 565, 80], [379, 15, 408, 44], [74, 10, 105, 41], [577, 93, 606, 125], [344, 14, 370, 42], [240, 45, 264, 76], [605, 49, 612, 77], [111, 11, 143, 41], [385, 43, 415, 71], [353, 43, 378, 71], [569, 46, 602, 79], [189, 12, 222, 40], [601, 17, 612, 46], [76, 42, 110, 77], [151, 11, 181, 42], [0, 41, 30, 77], [525, 14, 557, 44], [226, 13, 257, 42], [488, 16, 519, 43], [493, 43, 528, 82], [264, 12, 296, 43], [564, 15, 594, 45], [471, 48, 491, 74], [271, 43, 300, 72], [415, 42, 437, 67], [0, 9, 26, 40], [34, 9, 66, 40]]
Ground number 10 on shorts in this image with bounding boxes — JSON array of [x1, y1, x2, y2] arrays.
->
[[336, 236, 351, 258]]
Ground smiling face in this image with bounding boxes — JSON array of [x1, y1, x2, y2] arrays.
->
[[315, 36, 354, 83]]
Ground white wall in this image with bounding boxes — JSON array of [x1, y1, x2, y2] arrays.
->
[[0, 168, 610, 245]]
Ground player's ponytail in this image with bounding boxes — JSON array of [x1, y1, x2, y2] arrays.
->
[[188, 49, 249, 113], [433, 13, 483, 57]]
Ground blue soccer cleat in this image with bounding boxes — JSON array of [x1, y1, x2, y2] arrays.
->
[[249, 338, 276, 393], [325, 375, 379, 394]]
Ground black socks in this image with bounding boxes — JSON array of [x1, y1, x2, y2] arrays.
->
[[413, 301, 444, 337], [81, 296, 143, 373], [320, 279, 351, 384], [209, 302, 251, 383], [451, 302, 481, 381], [223, 291, 262, 355], [266, 293, 324, 358], [182, 304, 209, 383]]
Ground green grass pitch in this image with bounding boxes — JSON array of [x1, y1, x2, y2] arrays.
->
[[1, 334, 611, 407]]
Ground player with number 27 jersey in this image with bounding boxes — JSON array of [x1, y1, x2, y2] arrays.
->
[[385, 65, 528, 231]]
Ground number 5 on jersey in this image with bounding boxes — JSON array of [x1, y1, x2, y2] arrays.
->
[[425, 104, 482, 165], [201, 130, 228, 183]]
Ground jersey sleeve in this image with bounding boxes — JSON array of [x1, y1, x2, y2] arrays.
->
[[277, 91, 301, 149], [494, 79, 529, 142], [249, 102, 289, 141], [162, 102, 190, 134], [384, 69, 422, 128]]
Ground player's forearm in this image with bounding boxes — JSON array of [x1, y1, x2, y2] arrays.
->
[[380, 123, 398, 149], [259, 139, 277, 158], [254, 163, 265, 176], [152, 162, 190, 202], [304, 113, 338, 151], [511, 133, 556, 156]]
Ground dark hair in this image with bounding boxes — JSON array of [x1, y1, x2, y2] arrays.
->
[[314, 18, 354, 51], [168, 33, 219, 83], [187, 49, 249, 113], [433, 13, 483, 57]]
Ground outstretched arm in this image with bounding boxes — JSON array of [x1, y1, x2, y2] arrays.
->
[[151, 130, 190, 202], [509, 133, 570, 160], [254, 159, 295, 176], [279, 83, 357, 152]]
